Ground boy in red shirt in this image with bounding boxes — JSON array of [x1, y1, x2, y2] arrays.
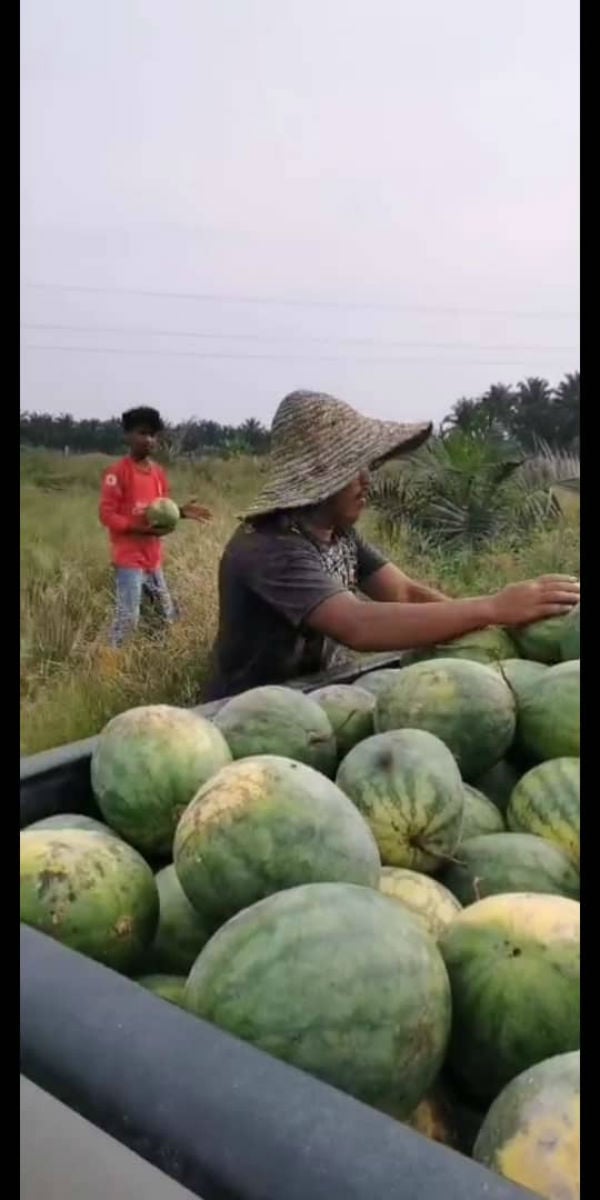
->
[[100, 406, 211, 646]]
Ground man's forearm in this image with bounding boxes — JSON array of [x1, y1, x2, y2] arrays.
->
[[315, 596, 496, 653]]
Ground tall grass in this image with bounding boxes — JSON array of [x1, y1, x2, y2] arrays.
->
[[20, 450, 580, 755]]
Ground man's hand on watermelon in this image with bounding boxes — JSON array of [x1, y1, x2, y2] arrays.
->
[[490, 575, 580, 626]]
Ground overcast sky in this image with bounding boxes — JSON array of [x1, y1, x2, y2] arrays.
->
[[20, 0, 579, 427]]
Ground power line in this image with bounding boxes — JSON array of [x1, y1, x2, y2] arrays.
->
[[20, 342, 580, 368], [19, 322, 579, 353], [20, 280, 580, 320]]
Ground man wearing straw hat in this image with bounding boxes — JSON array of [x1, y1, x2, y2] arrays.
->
[[205, 391, 579, 700]]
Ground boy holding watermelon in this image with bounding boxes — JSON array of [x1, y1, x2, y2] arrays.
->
[[100, 406, 211, 647]]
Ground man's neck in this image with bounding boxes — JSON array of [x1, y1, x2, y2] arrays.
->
[[302, 508, 335, 544]]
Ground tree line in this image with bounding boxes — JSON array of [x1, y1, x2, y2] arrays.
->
[[20, 372, 579, 457]]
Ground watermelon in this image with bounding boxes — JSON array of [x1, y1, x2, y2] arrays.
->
[[214, 686, 337, 777], [185, 882, 451, 1118], [440, 893, 580, 1103], [311, 684, 375, 760], [474, 760, 522, 815], [136, 973, 188, 1008], [494, 658, 548, 702], [379, 867, 462, 940], [336, 729, 464, 872], [375, 658, 516, 781], [507, 758, 580, 867], [560, 604, 580, 662], [404, 627, 517, 667], [357, 668, 403, 699], [441, 833, 579, 906], [146, 497, 180, 532], [474, 1052, 579, 1200], [516, 660, 580, 762], [174, 755, 380, 924], [91, 704, 232, 857], [149, 864, 213, 974], [512, 614, 575, 664], [20, 828, 158, 974], [27, 813, 119, 839], [458, 785, 505, 844]]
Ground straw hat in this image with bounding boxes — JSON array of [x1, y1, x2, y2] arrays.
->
[[243, 390, 433, 518]]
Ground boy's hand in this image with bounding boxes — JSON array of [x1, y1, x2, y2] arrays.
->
[[180, 498, 213, 524], [490, 576, 579, 627]]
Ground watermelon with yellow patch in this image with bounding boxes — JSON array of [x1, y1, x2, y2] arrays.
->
[[20, 828, 158, 974], [336, 729, 464, 873], [379, 867, 462, 940], [174, 755, 380, 924], [507, 758, 580, 868], [473, 1051, 579, 1200], [440, 893, 580, 1104], [375, 659, 516, 781]]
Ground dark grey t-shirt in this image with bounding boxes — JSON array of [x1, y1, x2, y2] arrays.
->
[[204, 520, 387, 700]]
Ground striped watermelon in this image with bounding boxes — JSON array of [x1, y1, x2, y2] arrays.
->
[[136, 973, 187, 1008], [495, 659, 548, 702], [336, 729, 464, 872], [512, 614, 574, 664], [311, 684, 375, 760], [358, 668, 403, 700], [458, 785, 505, 845], [214, 686, 337, 777], [375, 659, 516, 780], [473, 1051, 579, 1200], [473, 760, 522, 815], [507, 758, 580, 867], [517, 660, 580, 762], [560, 605, 580, 662], [185, 882, 452, 1118], [441, 832, 579, 906], [379, 868, 462, 940], [149, 864, 213, 974], [403, 627, 517, 667], [440, 893, 580, 1103]]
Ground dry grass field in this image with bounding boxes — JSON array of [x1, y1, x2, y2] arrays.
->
[[20, 449, 580, 755]]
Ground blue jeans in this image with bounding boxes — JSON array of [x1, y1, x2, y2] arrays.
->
[[109, 567, 178, 647]]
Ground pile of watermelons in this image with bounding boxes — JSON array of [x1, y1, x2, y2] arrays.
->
[[20, 604, 580, 1200]]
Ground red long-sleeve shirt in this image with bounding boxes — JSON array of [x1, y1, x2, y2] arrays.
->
[[99, 457, 170, 570]]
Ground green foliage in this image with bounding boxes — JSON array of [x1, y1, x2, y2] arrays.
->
[[369, 432, 578, 552]]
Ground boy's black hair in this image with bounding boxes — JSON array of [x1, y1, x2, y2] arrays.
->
[[121, 406, 164, 434]]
